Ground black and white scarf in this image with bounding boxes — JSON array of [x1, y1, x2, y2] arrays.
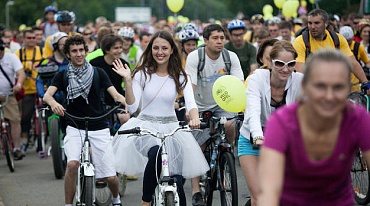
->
[[66, 61, 94, 104]]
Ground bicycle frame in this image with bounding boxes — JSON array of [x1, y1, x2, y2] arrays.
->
[[200, 111, 238, 206], [153, 132, 180, 206], [118, 124, 193, 206]]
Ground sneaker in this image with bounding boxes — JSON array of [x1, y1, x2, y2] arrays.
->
[[112, 203, 122, 206], [13, 149, 25, 160], [192, 192, 205, 206]]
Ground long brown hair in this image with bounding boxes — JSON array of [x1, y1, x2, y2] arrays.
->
[[133, 30, 187, 95]]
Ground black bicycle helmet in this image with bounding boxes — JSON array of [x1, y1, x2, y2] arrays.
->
[[55, 10, 73, 23]]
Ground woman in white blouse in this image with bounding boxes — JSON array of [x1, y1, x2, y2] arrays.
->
[[111, 31, 209, 206], [238, 40, 303, 206]]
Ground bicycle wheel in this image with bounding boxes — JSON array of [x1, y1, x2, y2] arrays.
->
[[351, 149, 370, 205], [37, 113, 46, 157], [2, 134, 15, 172], [118, 173, 127, 197], [50, 118, 64, 179], [219, 152, 238, 206], [95, 178, 112, 206], [164, 191, 175, 206], [35, 114, 43, 152], [81, 175, 95, 206]]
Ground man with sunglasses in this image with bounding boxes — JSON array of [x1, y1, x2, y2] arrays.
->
[[293, 9, 370, 92], [14, 29, 43, 155], [0, 39, 26, 160], [225, 19, 258, 79]]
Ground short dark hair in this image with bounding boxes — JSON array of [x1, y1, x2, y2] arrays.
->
[[23, 29, 34, 37], [256, 38, 278, 66], [308, 9, 329, 22], [139, 31, 151, 41], [279, 21, 293, 30], [101, 34, 123, 55], [203, 24, 225, 40], [63, 35, 88, 58]]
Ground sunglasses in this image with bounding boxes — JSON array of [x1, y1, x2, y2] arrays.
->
[[26, 36, 36, 40], [0, 46, 5, 51], [272, 59, 296, 69], [84, 33, 92, 36]]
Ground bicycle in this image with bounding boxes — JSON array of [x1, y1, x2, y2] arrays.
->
[[117, 122, 195, 206], [37, 105, 67, 179], [199, 111, 238, 206], [95, 106, 127, 206], [64, 104, 124, 206], [0, 93, 15, 172], [349, 90, 370, 205], [35, 97, 48, 159]]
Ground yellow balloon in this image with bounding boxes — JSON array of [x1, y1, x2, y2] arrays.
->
[[274, 0, 286, 9], [166, 0, 184, 13], [309, 0, 315, 4], [212, 75, 246, 113], [264, 13, 273, 21], [167, 16, 175, 23], [282, 1, 297, 18], [263, 4, 274, 15], [301, 0, 307, 7]]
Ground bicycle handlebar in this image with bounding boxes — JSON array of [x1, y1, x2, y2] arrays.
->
[[118, 122, 208, 138], [64, 103, 123, 122]]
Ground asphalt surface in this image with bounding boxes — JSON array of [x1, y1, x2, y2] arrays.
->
[[0, 144, 250, 206]]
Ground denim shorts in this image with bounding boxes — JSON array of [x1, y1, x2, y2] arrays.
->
[[237, 134, 260, 157]]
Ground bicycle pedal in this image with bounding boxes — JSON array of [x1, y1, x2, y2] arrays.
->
[[38, 151, 47, 159]]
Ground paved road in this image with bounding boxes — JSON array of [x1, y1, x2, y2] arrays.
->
[[0, 145, 250, 206]]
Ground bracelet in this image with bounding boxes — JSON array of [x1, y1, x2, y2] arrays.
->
[[16, 83, 22, 88], [253, 136, 264, 144]]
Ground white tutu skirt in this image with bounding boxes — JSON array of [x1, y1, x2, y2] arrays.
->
[[111, 115, 210, 179]]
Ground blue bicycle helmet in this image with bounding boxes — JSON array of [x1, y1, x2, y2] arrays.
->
[[44, 5, 57, 14], [178, 29, 199, 43], [227, 19, 245, 30], [55, 11, 73, 23]]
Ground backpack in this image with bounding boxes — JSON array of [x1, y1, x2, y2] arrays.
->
[[62, 67, 105, 108], [197, 45, 231, 78], [301, 28, 340, 59], [352, 41, 361, 63]]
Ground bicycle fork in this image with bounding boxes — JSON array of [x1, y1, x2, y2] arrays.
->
[[76, 140, 96, 205], [154, 137, 180, 206]]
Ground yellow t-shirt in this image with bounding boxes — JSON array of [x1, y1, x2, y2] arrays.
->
[[15, 46, 43, 94], [293, 30, 353, 63], [349, 41, 370, 92]]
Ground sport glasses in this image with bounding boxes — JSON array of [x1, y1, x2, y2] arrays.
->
[[272, 59, 296, 69]]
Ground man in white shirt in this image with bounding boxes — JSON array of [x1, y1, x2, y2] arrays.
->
[[185, 23, 244, 206]]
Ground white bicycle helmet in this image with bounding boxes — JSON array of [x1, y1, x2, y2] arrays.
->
[[50, 32, 68, 51], [178, 29, 200, 43], [227, 19, 245, 30], [339, 26, 354, 40], [118, 26, 135, 39], [183, 23, 198, 32]]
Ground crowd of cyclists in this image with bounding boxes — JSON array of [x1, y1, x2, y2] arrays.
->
[[2, 3, 370, 206]]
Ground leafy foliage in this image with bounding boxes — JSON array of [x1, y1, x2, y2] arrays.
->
[[0, 0, 364, 30]]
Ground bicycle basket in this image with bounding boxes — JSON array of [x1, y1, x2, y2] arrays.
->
[[37, 64, 59, 80]]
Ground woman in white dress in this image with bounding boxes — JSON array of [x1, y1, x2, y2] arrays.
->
[[111, 30, 209, 206]]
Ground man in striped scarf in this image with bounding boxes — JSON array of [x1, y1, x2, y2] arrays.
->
[[43, 35, 125, 206]]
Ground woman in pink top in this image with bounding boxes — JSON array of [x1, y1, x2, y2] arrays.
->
[[258, 48, 370, 205]]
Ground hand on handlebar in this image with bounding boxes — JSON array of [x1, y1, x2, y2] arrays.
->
[[50, 102, 65, 116], [189, 117, 201, 129]]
